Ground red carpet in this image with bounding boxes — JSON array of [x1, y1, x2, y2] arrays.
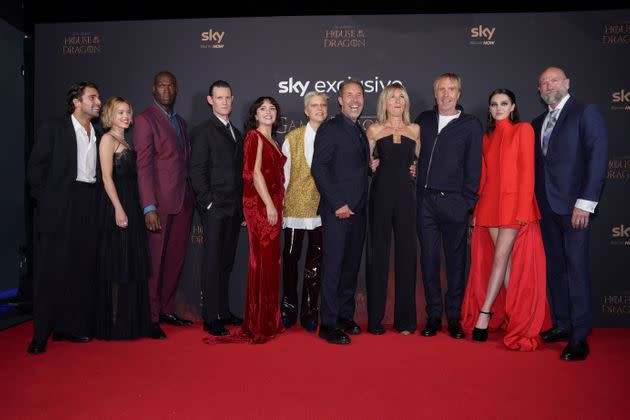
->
[[1, 322, 628, 419]]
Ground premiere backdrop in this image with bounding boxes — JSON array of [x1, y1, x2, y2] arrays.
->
[[34, 11, 630, 326]]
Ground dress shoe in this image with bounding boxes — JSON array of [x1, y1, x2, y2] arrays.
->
[[337, 318, 361, 335], [27, 340, 47, 354], [471, 310, 493, 342], [319, 325, 351, 345], [421, 318, 442, 337], [205, 320, 229, 336], [540, 327, 571, 343], [281, 315, 295, 329], [301, 318, 318, 332], [147, 323, 167, 339], [159, 313, 193, 327], [447, 320, 465, 339], [52, 332, 92, 343], [368, 324, 386, 335], [561, 339, 589, 361]]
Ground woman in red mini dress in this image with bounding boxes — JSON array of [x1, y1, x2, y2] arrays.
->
[[461, 88, 551, 351]]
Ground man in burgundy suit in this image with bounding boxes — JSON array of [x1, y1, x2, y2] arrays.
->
[[134, 71, 194, 338]]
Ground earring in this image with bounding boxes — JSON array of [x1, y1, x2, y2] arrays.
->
[[510, 111, 513, 119]]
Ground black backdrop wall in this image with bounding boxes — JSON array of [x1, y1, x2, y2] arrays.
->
[[33, 10, 630, 326]]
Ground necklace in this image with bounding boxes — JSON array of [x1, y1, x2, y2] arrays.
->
[[108, 130, 131, 149]]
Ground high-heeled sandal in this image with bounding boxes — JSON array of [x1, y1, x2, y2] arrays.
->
[[472, 310, 494, 342]]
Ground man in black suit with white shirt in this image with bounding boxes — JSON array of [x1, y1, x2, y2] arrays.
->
[[27, 81, 103, 354], [189, 80, 244, 336]]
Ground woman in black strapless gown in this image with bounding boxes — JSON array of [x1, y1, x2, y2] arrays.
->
[[366, 83, 420, 335], [96, 97, 152, 340]]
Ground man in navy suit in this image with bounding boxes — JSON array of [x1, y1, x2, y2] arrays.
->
[[311, 80, 369, 345], [533, 66, 608, 361]]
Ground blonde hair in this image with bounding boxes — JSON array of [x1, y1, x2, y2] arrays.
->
[[376, 82, 411, 125], [433, 73, 462, 93], [304, 91, 328, 107], [101, 96, 133, 129]]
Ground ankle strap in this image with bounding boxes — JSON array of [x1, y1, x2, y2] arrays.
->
[[479, 310, 494, 316]]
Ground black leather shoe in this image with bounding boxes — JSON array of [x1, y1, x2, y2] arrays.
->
[[368, 324, 386, 335], [421, 318, 442, 337], [159, 313, 193, 327], [540, 327, 571, 343], [281, 315, 295, 329], [223, 312, 243, 326], [319, 325, 351, 344], [561, 339, 589, 361], [147, 323, 167, 339], [447, 320, 465, 339], [301, 318, 318, 332], [52, 332, 92, 343], [205, 320, 229, 336], [27, 340, 47, 354], [337, 318, 361, 335]]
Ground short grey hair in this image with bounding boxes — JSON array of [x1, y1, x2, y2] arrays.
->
[[304, 91, 328, 107]]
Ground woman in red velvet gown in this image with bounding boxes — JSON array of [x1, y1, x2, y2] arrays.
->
[[205, 97, 286, 345], [461, 89, 551, 351]]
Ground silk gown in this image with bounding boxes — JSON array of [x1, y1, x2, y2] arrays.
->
[[461, 119, 551, 351]]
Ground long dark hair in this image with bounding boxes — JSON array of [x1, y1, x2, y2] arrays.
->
[[244, 96, 282, 136], [486, 88, 520, 134]]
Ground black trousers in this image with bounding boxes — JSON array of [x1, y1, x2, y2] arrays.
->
[[33, 182, 98, 342], [320, 210, 366, 327], [281, 226, 322, 325], [367, 188, 417, 332], [200, 206, 241, 322], [416, 189, 469, 321]]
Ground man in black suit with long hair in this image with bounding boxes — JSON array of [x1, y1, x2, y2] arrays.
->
[[27, 81, 102, 354]]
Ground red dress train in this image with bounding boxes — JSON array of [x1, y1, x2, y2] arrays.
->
[[205, 129, 286, 344], [461, 120, 551, 351]]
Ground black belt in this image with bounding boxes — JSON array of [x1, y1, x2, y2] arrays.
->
[[75, 180, 97, 188]]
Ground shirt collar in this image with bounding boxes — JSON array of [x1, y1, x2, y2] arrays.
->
[[154, 100, 177, 118], [70, 114, 95, 139], [305, 121, 317, 138], [214, 114, 230, 126]]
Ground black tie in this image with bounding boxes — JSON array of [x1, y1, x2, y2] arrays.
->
[[226, 122, 236, 141]]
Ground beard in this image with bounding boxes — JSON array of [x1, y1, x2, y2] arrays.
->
[[541, 88, 567, 105]]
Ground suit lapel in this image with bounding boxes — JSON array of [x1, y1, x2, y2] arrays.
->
[[64, 117, 78, 174], [546, 97, 574, 157], [210, 114, 237, 148], [339, 114, 366, 157]]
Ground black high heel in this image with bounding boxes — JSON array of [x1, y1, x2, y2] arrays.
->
[[472, 310, 494, 342]]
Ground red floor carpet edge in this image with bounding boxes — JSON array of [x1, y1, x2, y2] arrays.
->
[[1, 322, 628, 419]]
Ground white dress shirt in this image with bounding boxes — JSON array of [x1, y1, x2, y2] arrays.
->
[[71, 115, 97, 183], [282, 122, 321, 229]]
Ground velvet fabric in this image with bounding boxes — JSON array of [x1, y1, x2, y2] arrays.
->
[[206, 129, 286, 344]]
